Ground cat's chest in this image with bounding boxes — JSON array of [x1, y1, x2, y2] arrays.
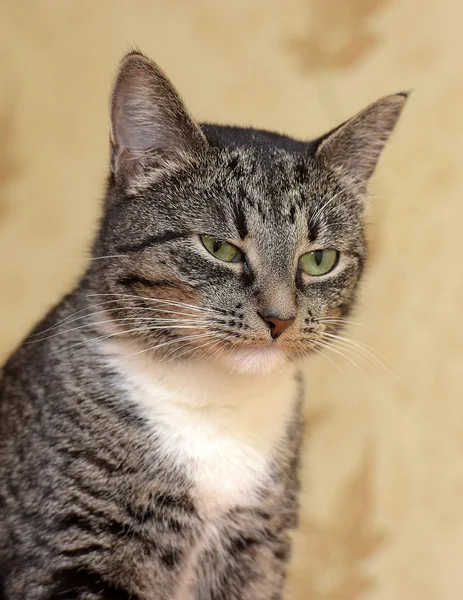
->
[[104, 340, 298, 514]]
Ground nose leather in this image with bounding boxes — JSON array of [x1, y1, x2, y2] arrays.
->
[[259, 314, 296, 339]]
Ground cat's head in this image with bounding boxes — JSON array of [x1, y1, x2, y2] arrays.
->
[[90, 51, 407, 374]]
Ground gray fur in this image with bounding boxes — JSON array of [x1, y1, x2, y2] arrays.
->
[[0, 51, 407, 599]]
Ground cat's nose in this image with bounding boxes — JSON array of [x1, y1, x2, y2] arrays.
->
[[258, 313, 296, 339]]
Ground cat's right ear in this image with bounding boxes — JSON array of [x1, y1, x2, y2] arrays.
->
[[110, 51, 207, 179]]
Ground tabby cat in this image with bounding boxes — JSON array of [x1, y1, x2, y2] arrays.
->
[[0, 51, 407, 599]]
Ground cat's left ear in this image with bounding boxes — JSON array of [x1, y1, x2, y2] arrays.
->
[[110, 51, 207, 178], [314, 93, 409, 182]]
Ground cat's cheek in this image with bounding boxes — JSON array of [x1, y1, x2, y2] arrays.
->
[[218, 346, 288, 375]]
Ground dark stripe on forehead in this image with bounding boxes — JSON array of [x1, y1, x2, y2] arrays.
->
[[237, 181, 256, 209], [289, 204, 296, 224], [294, 159, 308, 185], [228, 155, 240, 173], [308, 219, 319, 243], [115, 231, 187, 254], [233, 202, 248, 239]]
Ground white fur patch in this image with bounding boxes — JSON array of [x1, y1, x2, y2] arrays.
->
[[102, 339, 298, 515], [218, 345, 288, 375]]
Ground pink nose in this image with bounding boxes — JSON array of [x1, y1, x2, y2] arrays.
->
[[259, 314, 296, 339]]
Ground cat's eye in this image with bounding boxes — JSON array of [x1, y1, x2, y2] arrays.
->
[[299, 249, 339, 276], [200, 234, 242, 263]]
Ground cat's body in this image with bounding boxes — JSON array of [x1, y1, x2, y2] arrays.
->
[[0, 52, 407, 599], [0, 290, 302, 600]]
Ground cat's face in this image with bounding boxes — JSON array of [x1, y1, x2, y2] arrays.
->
[[90, 52, 406, 375]]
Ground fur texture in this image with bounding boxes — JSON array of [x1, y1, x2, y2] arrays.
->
[[0, 51, 407, 599]]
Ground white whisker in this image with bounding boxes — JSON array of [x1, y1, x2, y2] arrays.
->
[[28, 318, 209, 344], [159, 337, 221, 367], [87, 293, 223, 316], [196, 340, 227, 369], [122, 332, 219, 362], [311, 340, 345, 376], [87, 254, 132, 261], [315, 336, 368, 374], [314, 316, 378, 334], [54, 326, 153, 355], [29, 301, 214, 339], [309, 180, 364, 226], [322, 331, 394, 372]]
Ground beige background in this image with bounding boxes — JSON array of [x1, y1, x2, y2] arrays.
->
[[1, 1, 462, 598]]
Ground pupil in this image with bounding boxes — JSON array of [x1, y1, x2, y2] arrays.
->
[[213, 240, 222, 253], [314, 250, 323, 266]]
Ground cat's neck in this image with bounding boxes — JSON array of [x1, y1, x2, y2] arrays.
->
[[100, 337, 301, 513], [101, 336, 299, 413]]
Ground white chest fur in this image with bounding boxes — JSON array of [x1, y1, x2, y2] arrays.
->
[[102, 339, 299, 514]]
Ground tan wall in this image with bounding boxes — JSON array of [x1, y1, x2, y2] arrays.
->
[[1, 1, 462, 598]]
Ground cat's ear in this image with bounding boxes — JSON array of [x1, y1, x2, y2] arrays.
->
[[110, 51, 207, 177], [314, 93, 409, 181]]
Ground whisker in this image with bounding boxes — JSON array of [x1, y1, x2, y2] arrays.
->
[[158, 333, 218, 363], [310, 340, 345, 376], [62, 328, 219, 360], [29, 301, 212, 338], [27, 318, 209, 344], [87, 293, 224, 316], [122, 332, 220, 362], [307, 193, 423, 232], [319, 339, 366, 373], [313, 337, 372, 376], [318, 332, 415, 392], [194, 338, 234, 373], [314, 317, 378, 334], [321, 332, 415, 387], [322, 336, 380, 374], [87, 254, 132, 261], [27, 300, 124, 338], [321, 331, 394, 372], [86, 293, 209, 315], [75, 333, 220, 380], [224, 342, 242, 377], [309, 180, 364, 226], [320, 221, 350, 228], [53, 326, 153, 355], [196, 339, 227, 369], [159, 337, 221, 367]]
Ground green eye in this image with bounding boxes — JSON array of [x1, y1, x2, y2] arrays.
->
[[200, 234, 242, 263], [299, 249, 339, 276]]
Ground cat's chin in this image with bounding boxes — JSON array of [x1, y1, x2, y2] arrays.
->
[[218, 345, 288, 375]]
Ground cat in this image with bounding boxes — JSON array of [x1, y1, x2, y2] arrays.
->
[[0, 51, 407, 600]]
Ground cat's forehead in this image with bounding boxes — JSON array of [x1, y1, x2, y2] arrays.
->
[[217, 145, 307, 181], [193, 146, 364, 255], [129, 143, 361, 251], [207, 147, 342, 222], [210, 146, 326, 210], [180, 148, 329, 249]]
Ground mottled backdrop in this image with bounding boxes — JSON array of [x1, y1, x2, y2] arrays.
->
[[1, 1, 462, 599]]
